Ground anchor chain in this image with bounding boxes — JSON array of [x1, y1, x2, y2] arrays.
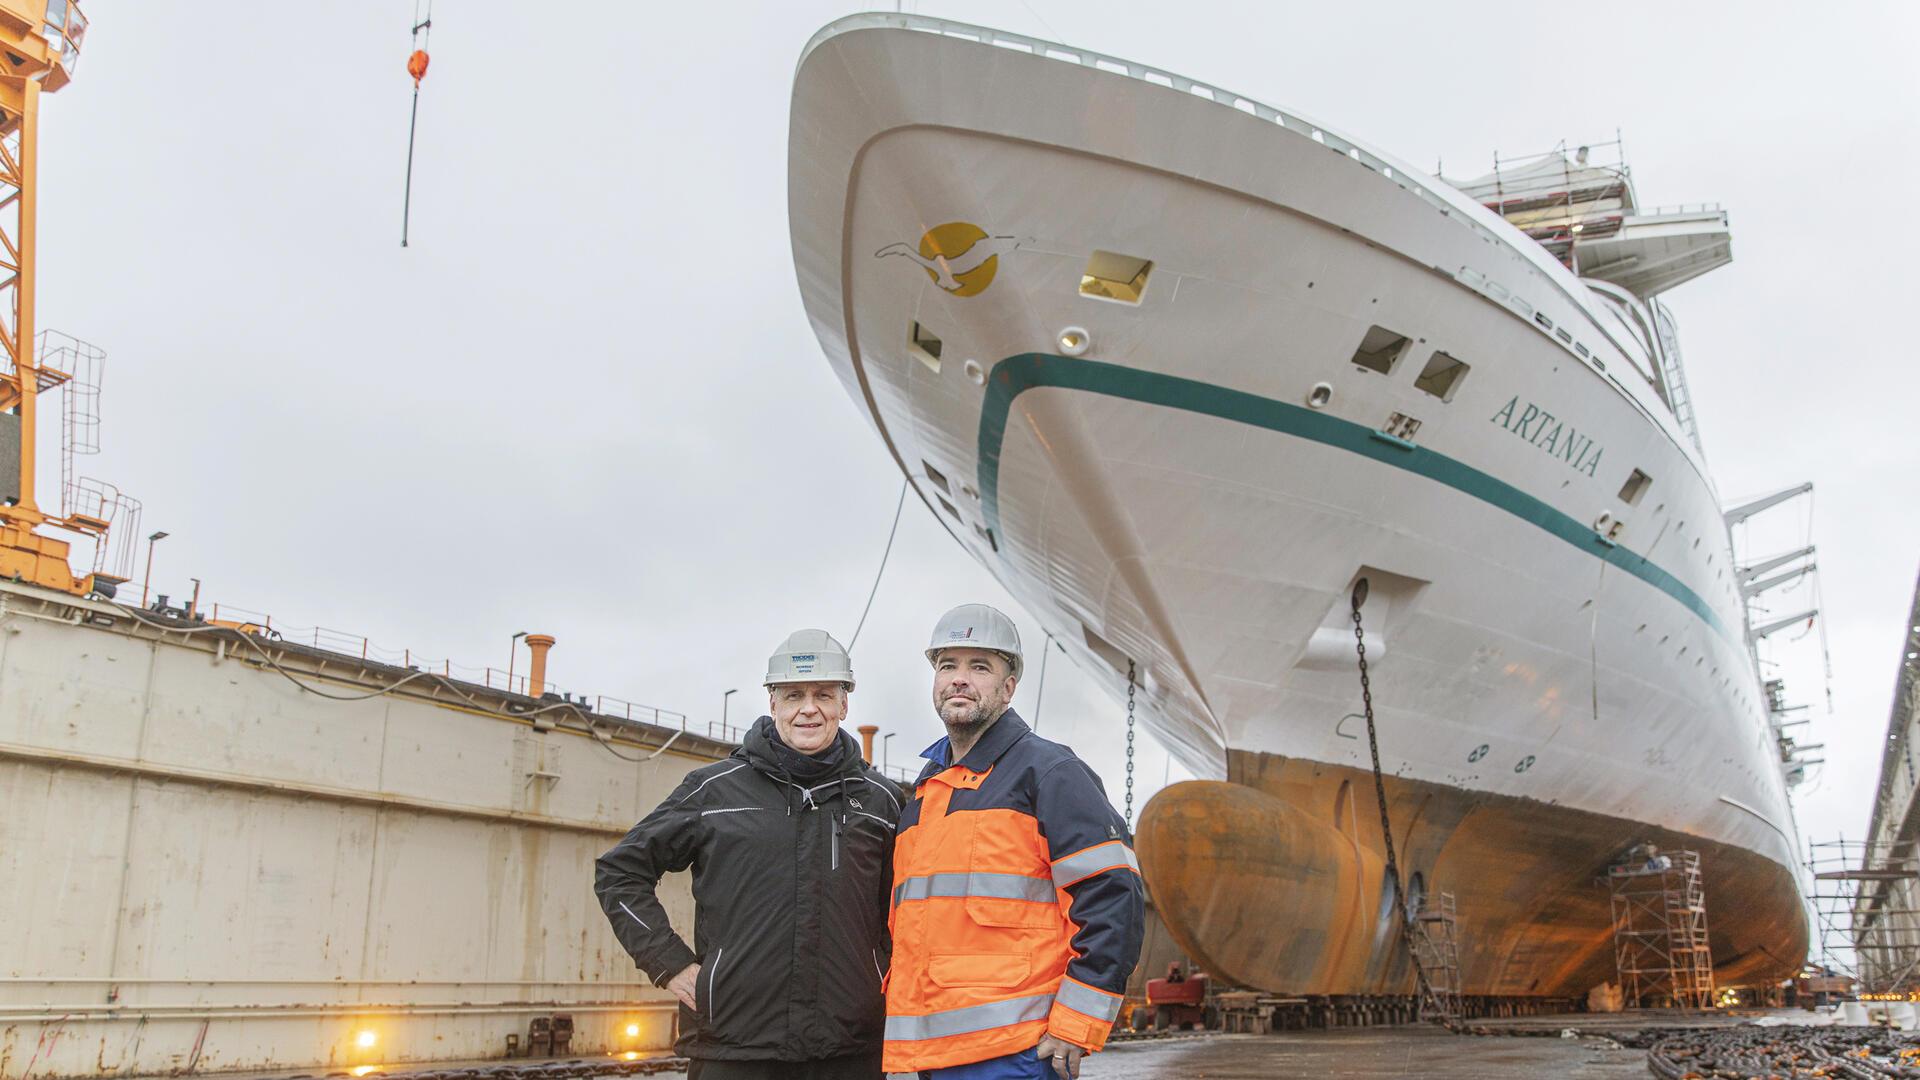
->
[[1124, 660, 1137, 830], [1351, 580, 1455, 1030]]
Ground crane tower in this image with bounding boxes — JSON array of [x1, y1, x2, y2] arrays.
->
[[0, 1, 112, 597]]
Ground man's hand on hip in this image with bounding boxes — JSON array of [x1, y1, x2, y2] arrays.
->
[[1035, 1034, 1083, 1079], [665, 963, 700, 1011]]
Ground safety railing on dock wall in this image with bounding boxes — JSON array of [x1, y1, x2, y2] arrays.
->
[[114, 583, 701, 740]]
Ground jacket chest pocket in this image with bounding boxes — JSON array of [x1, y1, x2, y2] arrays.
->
[[964, 815, 1059, 930]]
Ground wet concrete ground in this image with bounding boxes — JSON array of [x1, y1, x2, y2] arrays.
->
[[233, 1012, 1779, 1080], [1075, 1028, 1648, 1078], [632, 1027, 1651, 1079]]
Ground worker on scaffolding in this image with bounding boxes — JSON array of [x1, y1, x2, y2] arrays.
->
[[595, 630, 901, 1079]]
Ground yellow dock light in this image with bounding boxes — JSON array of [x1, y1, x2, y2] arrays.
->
[[624, 1023, 640, 1038], [350, 1066, 381, 1077], [622, 1052, 641, 1061], [355, 1030, 378, 1049]]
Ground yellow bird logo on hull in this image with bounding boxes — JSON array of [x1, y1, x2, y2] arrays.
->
[[876, 222, 1018, 298]]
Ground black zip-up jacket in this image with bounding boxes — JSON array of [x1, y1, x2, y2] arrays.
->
[[594, 717, 903, 1061]]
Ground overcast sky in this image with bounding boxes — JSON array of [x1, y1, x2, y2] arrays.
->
[[33, 2, 1917, 856]]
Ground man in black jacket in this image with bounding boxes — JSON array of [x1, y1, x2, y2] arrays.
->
[[595, 629, 900, 1079]]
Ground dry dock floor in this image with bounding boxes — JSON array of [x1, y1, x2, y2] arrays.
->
[[227, 1012, 1789, 1080], [1071, 1028, 1647, 1078]]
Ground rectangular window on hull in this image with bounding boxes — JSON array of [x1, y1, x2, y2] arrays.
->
[[1079, 250, 1154, 304], [909, 322, 943, 374], [1619, 468, 1653, 506], [1350, 326, 1410, 375], [1414, 351, 1469, 401], [923, 461, 951, 497]]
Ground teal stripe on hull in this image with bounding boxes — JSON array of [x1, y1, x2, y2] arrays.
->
[[973, 353, 1730, 641]]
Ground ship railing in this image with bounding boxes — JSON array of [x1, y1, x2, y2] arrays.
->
[[817, 13, 1701, 457], [857, 13, 1451, 210], [822, 13, 1567, 277], [1636, 202, 1725, 218]]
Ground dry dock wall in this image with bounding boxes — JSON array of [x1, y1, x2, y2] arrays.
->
[[0, 583, 734, 1079]]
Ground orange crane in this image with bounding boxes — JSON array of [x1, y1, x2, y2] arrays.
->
[[0, 1, 115, 597]]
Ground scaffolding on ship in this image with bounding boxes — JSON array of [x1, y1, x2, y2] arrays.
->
[[1606, 849, 1716, 1008]]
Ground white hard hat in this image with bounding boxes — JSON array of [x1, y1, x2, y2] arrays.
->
[[925, 603, 1023, 680], [764, 628, 855, 689]]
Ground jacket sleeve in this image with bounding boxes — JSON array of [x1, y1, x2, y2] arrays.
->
[[594, 774, 705, 986], [1034, 757, 1146, 1052], [870, 773, 905, 976]]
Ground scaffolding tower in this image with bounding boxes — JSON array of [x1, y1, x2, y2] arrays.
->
[[1607, 849, 1715, 1008], [1411, 891, 1463, 1024], [1807, 837, 1920, 992]]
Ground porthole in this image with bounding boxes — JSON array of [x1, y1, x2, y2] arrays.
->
[[1308, 382, 1333, 409]]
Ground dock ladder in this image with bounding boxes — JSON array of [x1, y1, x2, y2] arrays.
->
[[1411, 891, 1464, 1024]]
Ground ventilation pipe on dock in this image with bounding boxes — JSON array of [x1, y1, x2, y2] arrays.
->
[[525, 634, 555, 698], [857, 724, 879, 763]]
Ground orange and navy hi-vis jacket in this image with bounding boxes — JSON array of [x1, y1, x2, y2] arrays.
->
[[883, 709, 1145, 1073]]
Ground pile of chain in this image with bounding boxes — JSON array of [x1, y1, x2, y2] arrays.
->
[[290, 1058, 690, 1080], [1628, 1025, 1920, 1079]]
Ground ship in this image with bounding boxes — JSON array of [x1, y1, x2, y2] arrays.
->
[[787, 12, 1811, 1000]]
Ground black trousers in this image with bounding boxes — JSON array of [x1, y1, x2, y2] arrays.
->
[[684, 1050, 884, 1080]]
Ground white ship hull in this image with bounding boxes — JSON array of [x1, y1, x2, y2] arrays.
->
[[789, 14, 1805, 993]]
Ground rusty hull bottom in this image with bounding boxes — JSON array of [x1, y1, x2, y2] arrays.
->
[[1134, 752, 1806, 997]]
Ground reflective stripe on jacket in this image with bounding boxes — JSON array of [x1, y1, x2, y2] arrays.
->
[[883, 710, 1144, 1073]]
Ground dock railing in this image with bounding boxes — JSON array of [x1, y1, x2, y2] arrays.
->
[[120, 586, 704, 741]]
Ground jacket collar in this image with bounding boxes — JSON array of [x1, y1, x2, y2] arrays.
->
[[922, 708, 1031, 775]]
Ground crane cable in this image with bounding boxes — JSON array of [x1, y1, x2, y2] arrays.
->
[[400, 0, 433, 247], [846, 477, 907, 654]]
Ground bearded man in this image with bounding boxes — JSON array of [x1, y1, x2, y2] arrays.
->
[[882, 604, 1144, 1080]]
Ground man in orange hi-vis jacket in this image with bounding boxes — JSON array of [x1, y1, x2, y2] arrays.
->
[[884, 604, 1145, 1080]]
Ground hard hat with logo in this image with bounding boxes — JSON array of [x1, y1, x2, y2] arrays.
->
[[763, 628, 855, 689], [924, 603, 1023, 680]]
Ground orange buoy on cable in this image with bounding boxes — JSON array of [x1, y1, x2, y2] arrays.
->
[[400, 4, 433, 247]]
